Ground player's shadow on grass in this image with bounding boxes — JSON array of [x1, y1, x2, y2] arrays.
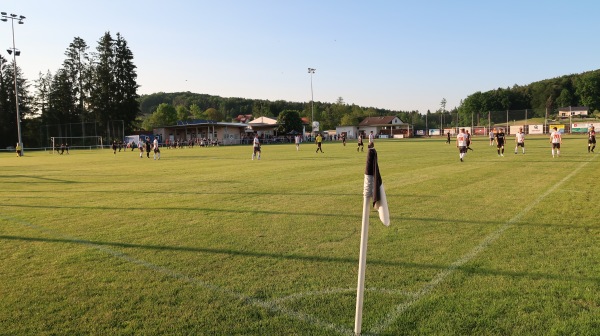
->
[[1, 234, 598, 284]]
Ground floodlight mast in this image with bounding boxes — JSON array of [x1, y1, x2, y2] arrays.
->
[[1, 12, 25, 156], [308, 68, 316, 134]]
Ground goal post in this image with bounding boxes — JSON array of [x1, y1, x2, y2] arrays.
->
[[50, 136, 103, 154]]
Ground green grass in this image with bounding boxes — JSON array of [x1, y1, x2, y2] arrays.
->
[[1, 136, 599, 335]]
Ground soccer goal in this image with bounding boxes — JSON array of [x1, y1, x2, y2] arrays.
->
[[50, 136, 103, 154]]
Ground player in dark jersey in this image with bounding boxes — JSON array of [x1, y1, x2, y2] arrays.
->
[[466, 130, 474, 151], [357, 134, 364, 152], [145, 138, 151, 158], [495, 128, 506, 156], [588, 126, 596, 153]]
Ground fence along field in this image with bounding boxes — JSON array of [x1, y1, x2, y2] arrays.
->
[[0, 136, 598, 335]]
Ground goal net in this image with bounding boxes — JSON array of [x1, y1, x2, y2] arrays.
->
[[50, 136, 103, 154]]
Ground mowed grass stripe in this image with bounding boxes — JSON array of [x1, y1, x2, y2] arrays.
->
[[1, 136, 598, 335]]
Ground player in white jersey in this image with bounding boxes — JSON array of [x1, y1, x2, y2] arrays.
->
[[294, 135, 301, 151], [514, 128, 525, 154], [138, 140, 144, 158], [456, 128, 467, 162], [153, 138, 161, 160], [252, 135, 261, 160], [550, 127, 562, 158]]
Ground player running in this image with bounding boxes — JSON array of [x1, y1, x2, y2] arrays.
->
[[588, 126, 596, 153], [465, 130, 474, 151], [515, 127, 525, 154], [456, 128, 468, 162], [315, 133, 324, 153], [495, 128, 506, 156], [153, 137, 161, 160]]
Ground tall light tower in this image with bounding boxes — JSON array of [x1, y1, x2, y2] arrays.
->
[[1, 12, 26, 156], [308, 68, 316, 134]]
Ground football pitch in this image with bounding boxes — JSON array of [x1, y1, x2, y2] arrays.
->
[[1, 136, 598, 335]]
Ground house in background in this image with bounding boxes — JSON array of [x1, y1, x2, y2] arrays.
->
[[153, 120, 247, 145], [335, 125, 359, 139], [247, 116, 279, 137], [558, 106, 588, 118], [357, 116, 412, 138]]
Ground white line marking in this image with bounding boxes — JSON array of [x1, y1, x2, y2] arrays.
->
[[0, 215, 353, 335], [3, 156, 593, 335], [269, 287, 416, 305], [372, 156, 595, 334]]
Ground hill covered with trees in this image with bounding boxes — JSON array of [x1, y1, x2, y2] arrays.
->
[[458, 69, 600, 124], [2, 29, 598, 150], [140, 68, 600, 132]]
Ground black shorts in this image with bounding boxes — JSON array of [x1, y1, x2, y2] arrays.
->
[[589, 138, 596, 144], [154, 148, 160, 153], [497, 142, 504, 148], [253, 146, 261, 153], [358, 142, 363, 146], [517, 142, 525, 147], [552, 143, 561, 149], [459, 146, 467, 153]]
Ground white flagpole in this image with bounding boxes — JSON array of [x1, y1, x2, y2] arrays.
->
[[355, 175, 373, 335]]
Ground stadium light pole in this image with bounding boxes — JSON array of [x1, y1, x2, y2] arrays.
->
[[2, 12, 26, 156], [308, 68, 316, 135]]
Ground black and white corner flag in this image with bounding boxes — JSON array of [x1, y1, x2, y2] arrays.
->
[[365, 148, 390, 226]]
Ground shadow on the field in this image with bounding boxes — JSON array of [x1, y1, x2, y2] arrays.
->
[[1, 234, 599, 284], [0, 188, 359, 197], [0, 203, 359, 218], [0, 175, 79, 183]]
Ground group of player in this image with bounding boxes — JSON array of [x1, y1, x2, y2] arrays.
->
[[113, 137, 161, 160], [250, 131, 376, 160], [456, 125, 597, 162]]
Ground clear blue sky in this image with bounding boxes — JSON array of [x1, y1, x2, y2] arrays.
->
[[2, 0, 599, 114]]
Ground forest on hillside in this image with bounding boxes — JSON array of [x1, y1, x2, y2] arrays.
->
[[140, 69, 600, 132], [2, 27, 599, 150], [458, 69, 600, 124]]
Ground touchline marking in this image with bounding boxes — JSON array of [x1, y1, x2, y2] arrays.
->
[[372, 156, 595, 334], [0, 215, 353, 335], [268, 287, 416, 305]]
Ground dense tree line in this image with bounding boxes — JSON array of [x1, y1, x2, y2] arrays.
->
[[0, 54, 32, 149], [3, 36, 600, 149], [458, 70, 600, 124], [139, 92, 425, 132], [0, 32, 139, 149]]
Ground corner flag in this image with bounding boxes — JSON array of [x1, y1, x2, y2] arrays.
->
[[365, 148, 390, 226], [355, 147, 390, 335]]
